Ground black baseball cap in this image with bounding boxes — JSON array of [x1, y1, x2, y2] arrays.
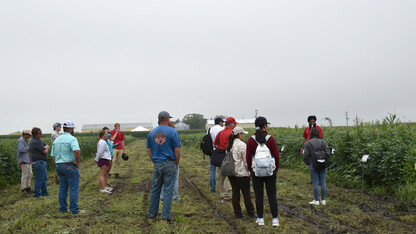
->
[[255, 116, 270, 127], [214, 118, 224, 124]]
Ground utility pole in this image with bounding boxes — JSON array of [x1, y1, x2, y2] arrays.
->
[[255, 109, 258, 118], [345, 112, 349, 127]]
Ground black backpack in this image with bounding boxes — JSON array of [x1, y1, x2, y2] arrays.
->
[[309, 140, 330, 170], [200, 128, 213, 156], [210, 131, 226, 167]]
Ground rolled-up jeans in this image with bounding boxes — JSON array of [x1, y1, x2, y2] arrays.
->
[[309, 164, 327, 201], [56, 164, 80, 214], [148, 160, 177, 220]]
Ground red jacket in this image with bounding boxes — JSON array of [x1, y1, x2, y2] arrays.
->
[[246, 132, 280, 172], [303, 125, 323, 140], [214, 128, 233, 150]]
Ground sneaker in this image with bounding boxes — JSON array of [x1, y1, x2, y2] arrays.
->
[[73, 210, 87, 215], [105, 186, 113, 192], [100, 189, 112, 194], [211, 190, 216, 193], [221, 197, 232, 202], [256, 218, 264, 226], [309, 200, 319, 205], [115, 174, 120, 178], [272, 217, 280, 227], [248, 213, 256, 218], [320, 200, 326, 205]]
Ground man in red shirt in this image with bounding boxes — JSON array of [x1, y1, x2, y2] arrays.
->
[[109, 123, 126, 178], [213, 117, 238, 202]]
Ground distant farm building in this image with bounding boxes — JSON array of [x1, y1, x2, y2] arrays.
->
[[81, 123, 153, 133], [175, 122, 190, 130], [205, 119, 255, 129]]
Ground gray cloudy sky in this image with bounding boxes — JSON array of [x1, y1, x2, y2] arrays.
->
[[1, 1, 415, 134]]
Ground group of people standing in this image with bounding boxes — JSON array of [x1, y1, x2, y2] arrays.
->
[[16, 121, 84, 214], [15, 112, 330, 225], [94, 123, 127, 194], [207, 115, 330, 227], [16, 120, 127, 215], [208, 116, 280, 226]]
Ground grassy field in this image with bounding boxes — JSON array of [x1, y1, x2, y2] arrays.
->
[[1, 139, 416, 233]]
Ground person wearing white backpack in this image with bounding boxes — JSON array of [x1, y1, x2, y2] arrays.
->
[[246, 117, 280, 227]]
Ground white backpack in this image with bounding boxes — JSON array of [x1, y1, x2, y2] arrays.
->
[[251, 135, 276, 177]]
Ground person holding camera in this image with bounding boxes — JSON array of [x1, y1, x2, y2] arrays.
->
[[109, 123, 126, 178]]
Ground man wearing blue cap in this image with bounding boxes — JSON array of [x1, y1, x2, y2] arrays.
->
[[208, 117, 225, 193]]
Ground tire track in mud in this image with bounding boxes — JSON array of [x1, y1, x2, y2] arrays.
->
[[330, 188, 416, 227], [278, 203, 329, 233], [180, 166, 239, 234], [180, 165, 365, 233], [279, 203, 367, 233]]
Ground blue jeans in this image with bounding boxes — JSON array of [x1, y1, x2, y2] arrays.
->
[[309, 164, 327, 201], [148, 160, 177, 220], [33, 161, 48, 197], [160, 165, 180, 201], [56, 164, 80, 214], [209, 156, 221, 191]]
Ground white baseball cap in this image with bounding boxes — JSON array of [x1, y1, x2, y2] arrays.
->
[[63, 120, 75, 128], [232, 127, 248, 135]]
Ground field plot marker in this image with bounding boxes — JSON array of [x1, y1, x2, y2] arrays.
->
[[361, 154, 370, 190]]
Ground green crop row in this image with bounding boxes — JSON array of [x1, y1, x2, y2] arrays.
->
[[178, 122, 416, 190]]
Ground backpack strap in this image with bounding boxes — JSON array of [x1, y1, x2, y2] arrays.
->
[[251, 135, 271, 145], [216, 130, 222, 145]]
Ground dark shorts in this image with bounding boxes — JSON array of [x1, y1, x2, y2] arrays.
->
[[97, 159, 110, 167]]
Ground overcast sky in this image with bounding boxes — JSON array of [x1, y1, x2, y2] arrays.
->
[[1, 1, 415, 134]]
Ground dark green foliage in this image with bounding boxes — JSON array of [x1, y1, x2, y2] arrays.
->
[[176, 122, 416, 189], [182, 113, 207, 129]]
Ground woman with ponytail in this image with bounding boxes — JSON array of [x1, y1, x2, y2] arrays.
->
[[95, 130, 113, 194], [227, 127, 255, 219], [246, 116, 280, 227]]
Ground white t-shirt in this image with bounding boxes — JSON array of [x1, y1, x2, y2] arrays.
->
[[209, 125, 224, 149], [51, 130, 61, 144], [95, 139, 111, 161]]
